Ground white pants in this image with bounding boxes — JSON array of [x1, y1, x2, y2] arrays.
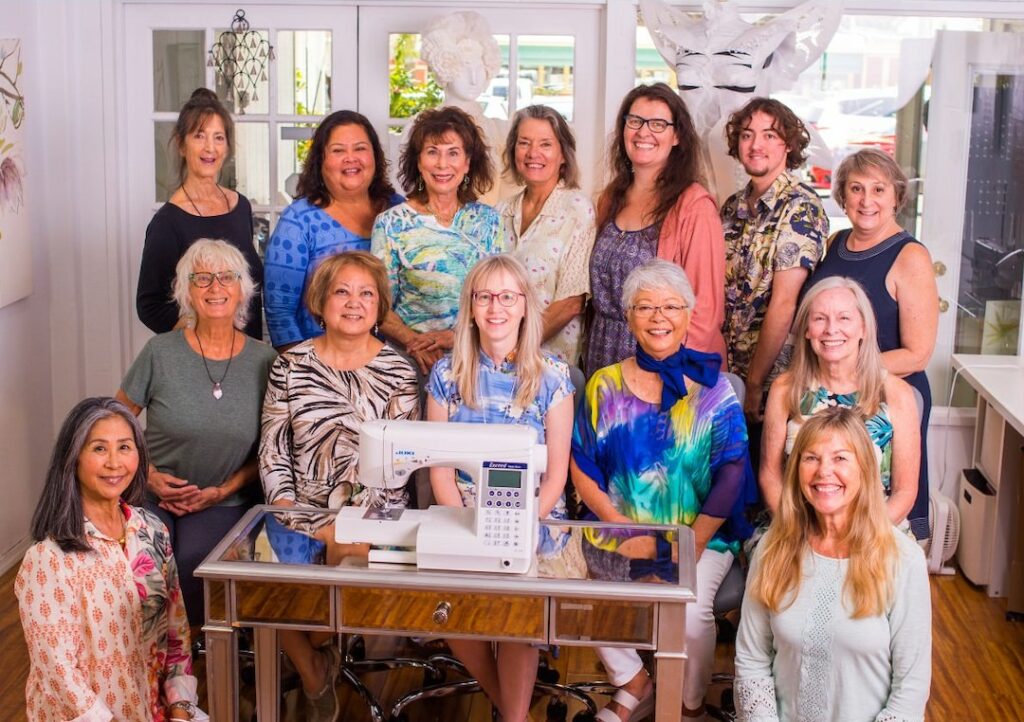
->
[[596, 548, 734, 709]]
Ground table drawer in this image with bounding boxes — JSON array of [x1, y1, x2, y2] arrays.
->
[[551, 598, 657, 648], [234, 581, 332, 628], [340, 588, 546, 642]]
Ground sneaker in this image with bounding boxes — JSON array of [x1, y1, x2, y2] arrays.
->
[[304, 645, 341, 722]]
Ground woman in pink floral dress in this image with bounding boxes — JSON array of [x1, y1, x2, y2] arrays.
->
[[15, 397, 203, 722]]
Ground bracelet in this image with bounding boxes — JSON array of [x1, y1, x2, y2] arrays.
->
[[168, 700, 196, 720]]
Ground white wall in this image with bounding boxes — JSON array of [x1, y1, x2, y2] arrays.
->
[[0, 0, 52, 572], [0, 0, 129, 574]]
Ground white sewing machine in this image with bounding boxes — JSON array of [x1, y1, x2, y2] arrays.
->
[[335, 419, 546, 574]]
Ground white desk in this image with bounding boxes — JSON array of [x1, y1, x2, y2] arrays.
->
[[951, 354, 1024, 614]]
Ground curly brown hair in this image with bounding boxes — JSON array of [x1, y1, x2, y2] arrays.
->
[[597, 83, 702, 229], [398, 106, 494, 204], [725, 97, 810, 170], [295, 110, 396, 212]]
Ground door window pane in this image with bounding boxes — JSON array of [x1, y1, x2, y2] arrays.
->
[[953, 72, 1024, 358], [153, 30, 205, 112], [276, 31, 332, 116], [227, 122, 270, 205], [213, 26, 271, 115], [154, 121, 176, 202], [516, 35, 574, 121], [388, 33, 444, 120], [278, 123, 316, 204]]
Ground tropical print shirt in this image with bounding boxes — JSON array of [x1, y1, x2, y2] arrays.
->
[[786, 387, 894, 491], [571, 363, 748, 555], [371, 201, 505, 333], [15, 504, 197, 722], [721, 171, 828, 385]]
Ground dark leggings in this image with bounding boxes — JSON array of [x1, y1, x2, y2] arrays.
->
[[146, 502, 249, 627]]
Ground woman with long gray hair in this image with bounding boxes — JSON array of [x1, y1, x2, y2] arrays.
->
[[16, 397, 204, 721], [117, 238, 277, 627]]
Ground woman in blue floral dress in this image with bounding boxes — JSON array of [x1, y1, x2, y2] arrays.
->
[[761, 276, 921, 526], [426, 254, 574, 722]]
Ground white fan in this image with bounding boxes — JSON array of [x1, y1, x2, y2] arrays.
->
[[927, 489, 960, 575]]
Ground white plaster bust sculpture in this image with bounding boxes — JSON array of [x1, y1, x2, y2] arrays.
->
[[639, 0, 842, 202], [417, 10, 512, 204]]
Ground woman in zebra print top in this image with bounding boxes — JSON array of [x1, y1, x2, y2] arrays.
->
[[258, 250, 419, 721]]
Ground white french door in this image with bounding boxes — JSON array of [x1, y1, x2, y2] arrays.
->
[[123, 3, 356, 357], [923, 30, 1024, 402]]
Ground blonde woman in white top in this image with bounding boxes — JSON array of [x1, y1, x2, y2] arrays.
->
[[497, 105, 596, 367]]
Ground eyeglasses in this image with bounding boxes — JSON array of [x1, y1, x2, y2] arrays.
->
[[189, 271, 241, 288], [631, 303, 688, 318], [472, 290, 525, 307], [624, 114, 675, 134]]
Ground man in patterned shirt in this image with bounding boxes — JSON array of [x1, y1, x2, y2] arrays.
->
[[721, 98, 828, 448]]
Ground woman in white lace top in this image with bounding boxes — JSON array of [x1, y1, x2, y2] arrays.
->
[[735, 407, 931, 722]]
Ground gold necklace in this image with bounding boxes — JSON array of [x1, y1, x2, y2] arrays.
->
[[425, 200, 460, 225]]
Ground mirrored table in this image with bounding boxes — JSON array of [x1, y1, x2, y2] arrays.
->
[[196, 505, 697, 722]]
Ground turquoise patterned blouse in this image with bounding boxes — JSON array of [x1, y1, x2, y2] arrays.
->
[[786, 387, 894, 491], [572, 363, 748, 554], [371, 201, 504, 332]]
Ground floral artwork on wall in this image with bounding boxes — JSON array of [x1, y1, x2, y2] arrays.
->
[[0, 38, 31, 308]]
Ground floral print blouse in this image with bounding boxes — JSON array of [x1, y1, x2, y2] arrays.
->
[[15, 503, 197, 722]]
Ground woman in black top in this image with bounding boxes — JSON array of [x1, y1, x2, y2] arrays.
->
[[137, 88, 264, 339]]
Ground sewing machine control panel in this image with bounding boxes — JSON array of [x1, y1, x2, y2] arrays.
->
[[481, 463, 528, 549]]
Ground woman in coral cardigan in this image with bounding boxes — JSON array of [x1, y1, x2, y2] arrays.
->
[[585, 82, 725, 376]]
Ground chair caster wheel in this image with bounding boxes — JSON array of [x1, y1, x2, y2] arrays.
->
[[348, 635, 366, 662], [538, 665, 561, 684], [546, 698, 568, 722]]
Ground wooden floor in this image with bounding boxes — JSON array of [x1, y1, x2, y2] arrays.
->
[[2, 564, 1023, 721]]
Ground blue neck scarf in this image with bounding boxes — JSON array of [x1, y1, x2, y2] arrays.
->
[[635, 344, 722, 412]]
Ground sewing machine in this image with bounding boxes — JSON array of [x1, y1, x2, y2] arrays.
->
[[335, 419, 546, 574]]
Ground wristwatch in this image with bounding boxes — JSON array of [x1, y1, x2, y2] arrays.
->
[[168, 700, 197, 720]]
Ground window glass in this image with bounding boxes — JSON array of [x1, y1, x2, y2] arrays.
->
[[153, 30, 205, 113], [153, 121, 176, 202], [278, 123, 316, 204], [516, 35, 575, 121], [212, 26, 271, 115], [228, 121, 270, 205], [276, 30, 332, 116]]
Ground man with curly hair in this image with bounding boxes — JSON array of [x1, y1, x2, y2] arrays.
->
[[720, 98, 828, 458]]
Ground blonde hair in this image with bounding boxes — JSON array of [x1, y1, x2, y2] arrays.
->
[[173, 238, 255, 330], [451, 254, 544, 411], [750, 407, 898, 619], [788, 276, 886, 419]]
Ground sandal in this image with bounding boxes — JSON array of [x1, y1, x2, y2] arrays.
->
[[595, 686, 655, 722], [304, 644, 341, 722]]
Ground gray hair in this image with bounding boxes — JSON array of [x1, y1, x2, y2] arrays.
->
[[621, 258, 696, 312], [503, 104, 580, 189], [30, 397, 149, 553], [172, 238, 256, 329]]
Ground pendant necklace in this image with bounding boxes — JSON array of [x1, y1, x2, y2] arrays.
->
[[195, 329, 235, 399], [181, 183, 230, 216]]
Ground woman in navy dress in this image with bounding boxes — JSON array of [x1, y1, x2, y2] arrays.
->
[[807, 148, 938, 539]]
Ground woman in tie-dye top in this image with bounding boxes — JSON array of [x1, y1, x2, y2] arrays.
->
[[571, 259, 748, 722]]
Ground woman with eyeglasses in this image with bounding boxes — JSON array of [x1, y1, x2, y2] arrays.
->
[[572, 259, 747, 722], [586, 83, 725, 377], [116, 239, 277, 627], [426, 254, 574, 722], [137, 88, 264, 340]]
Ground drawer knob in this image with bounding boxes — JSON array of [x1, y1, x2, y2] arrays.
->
[[432, 601, 452, 626]]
